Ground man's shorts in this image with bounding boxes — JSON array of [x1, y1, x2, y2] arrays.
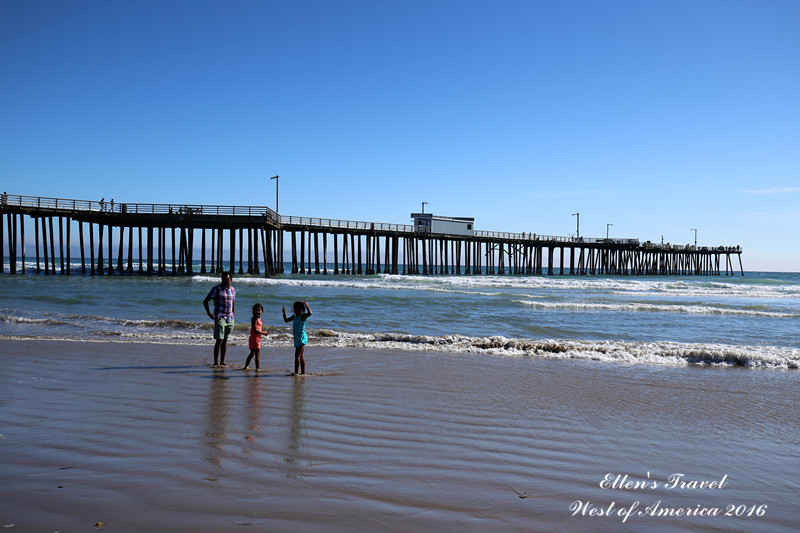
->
[[214, 318, 235, 340]]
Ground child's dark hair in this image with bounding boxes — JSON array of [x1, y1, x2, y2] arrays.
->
[[293, 301, 305, 314], [252, 303, 263, 314]]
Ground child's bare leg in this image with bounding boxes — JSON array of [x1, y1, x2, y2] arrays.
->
[[254, 349, 260, 370], [294, 345, 306, 375], [244, 350, 254, 369]]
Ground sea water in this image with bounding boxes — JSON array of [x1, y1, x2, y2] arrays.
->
[[1, 266, 798, 369]]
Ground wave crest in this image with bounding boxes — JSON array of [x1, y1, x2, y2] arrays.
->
[[303, 331, 800, 369]]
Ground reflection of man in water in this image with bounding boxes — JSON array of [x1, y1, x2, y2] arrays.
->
[[203, 372, 229, 466], [203, 271, 236, 367]]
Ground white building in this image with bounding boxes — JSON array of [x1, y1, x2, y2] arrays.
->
[[410, 213, 475, 236]]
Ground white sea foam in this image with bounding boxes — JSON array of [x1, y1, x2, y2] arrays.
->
[[5, 328, 797, 369], [515, 299, 799, 318]]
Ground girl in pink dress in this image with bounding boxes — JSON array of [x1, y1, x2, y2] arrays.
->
[[243, 303, 267, 370]]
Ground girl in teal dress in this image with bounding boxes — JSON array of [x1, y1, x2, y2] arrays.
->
[[282, 301, 312, 375]]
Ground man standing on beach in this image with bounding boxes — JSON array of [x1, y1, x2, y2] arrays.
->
[[203, 272, 236, 367]]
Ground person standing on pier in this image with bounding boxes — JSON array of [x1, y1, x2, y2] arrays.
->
[[203, 272, 236, 367]]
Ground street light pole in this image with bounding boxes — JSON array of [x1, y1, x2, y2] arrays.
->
[[270, 175, 280, 213], [691, 228, 697, 247], [422, 201, 428, 214], [607, 223, 613, 239], [572, 212, 580, 239]]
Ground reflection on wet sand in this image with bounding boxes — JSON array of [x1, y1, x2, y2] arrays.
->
[[244, 372, 263, 443], [203, 371, 229, 466], [285, 377, 306, 470]]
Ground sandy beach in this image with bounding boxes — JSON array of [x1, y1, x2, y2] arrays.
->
[[1, 339, 798, 532]]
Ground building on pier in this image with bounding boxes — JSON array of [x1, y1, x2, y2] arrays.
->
[[410, 213, 475, 236]]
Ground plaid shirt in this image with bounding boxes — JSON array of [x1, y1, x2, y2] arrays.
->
[[206, 284, 236, 321]]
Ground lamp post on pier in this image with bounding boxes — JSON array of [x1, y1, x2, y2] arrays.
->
[[691, 228, 697, 248], [572, 212, 580, 239], [607, 223, 613, 240], [421, 201, 428, 214], [270, 175, 280, 213]]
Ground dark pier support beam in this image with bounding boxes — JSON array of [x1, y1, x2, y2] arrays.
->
[[333, 232, 339, 274], [138, 227, 144, 273], [156, 227, 162, 275], [210, 228, 215, 273], [299, 230, 306, 274], [201, 228, 207, 273], [80, 222, 88, 274], [36, 217, 43, 273], [88, 222, 95, 275], [323, 232, 329, 275], [128, 225, 134, 273], [567, 246, 573, 275], [260, 226, 269, 275], [384, 235, 390, 275], [47, 217, 56, 275], [170, 227, 176, 275], [357, 234, 363, 275], [20, 213, 26, 274], [229, 227, 235, 274], [365, 233, 372, 275], [58, 217, 65, 274], [374, 234, 380, 274], [291, 231, 299, 274], [350, 234, 356, 275], [66, 217, 72, 275], [117, 225, 125, 274], [238, 228, 245, 274], [43, 217, 51, 274], [8, 213, 17, 274], [107, 223, 113, 275], [147, 227, 154, 274], [246, 228, 253, 274], [97, 223, 104, 275], [314, 232, 321, 274]]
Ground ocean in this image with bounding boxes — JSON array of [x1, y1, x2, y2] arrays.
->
[[2, 267, 799, 368]]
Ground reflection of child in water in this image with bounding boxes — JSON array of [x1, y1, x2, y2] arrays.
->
[[243, 303, 267, 371], [282, 301, 312, 375]]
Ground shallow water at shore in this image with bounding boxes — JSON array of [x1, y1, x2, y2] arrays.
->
[[1, 340, 798, 532]]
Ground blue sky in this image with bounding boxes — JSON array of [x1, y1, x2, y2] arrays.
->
[[2, 0, 798, 271]]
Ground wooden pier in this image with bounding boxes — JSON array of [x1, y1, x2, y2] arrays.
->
[[0, 194, 744, 277]]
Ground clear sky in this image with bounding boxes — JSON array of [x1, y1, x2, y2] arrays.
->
[[2, 0, 798, 271]]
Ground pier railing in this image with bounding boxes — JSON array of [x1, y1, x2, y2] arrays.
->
[[473, 230, 641, 245], [280, 215, 415, 233], [1, 193, 278, 221]]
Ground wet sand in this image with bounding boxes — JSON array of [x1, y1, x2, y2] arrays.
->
[[1, 339, 798, 532]]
